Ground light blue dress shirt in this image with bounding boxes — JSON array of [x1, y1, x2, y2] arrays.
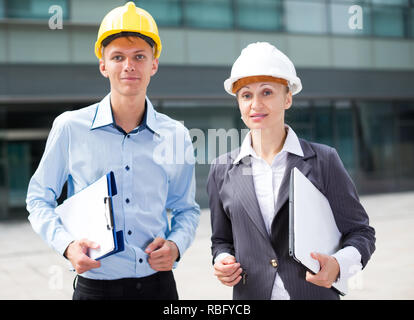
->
[[26, 93, 200, 280]]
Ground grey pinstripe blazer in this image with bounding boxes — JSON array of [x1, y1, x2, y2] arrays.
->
[[207, 138, 376, 300]]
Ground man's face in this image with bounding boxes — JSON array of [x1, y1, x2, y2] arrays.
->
[[99, 36, 159, 97]]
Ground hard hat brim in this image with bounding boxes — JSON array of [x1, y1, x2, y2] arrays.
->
[[224, 74, 302, 96], [95, 29, 162, 60]]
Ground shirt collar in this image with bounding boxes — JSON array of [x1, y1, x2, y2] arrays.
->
[[233, 125, 304, 165], [91, 93, 159, 135], [144, 97, 159, 135], [91, 93, 112, 130]]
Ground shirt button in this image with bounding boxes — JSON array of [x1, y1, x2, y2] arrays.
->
[[271, 259, 278, 268], [128, 230, 132, 235], [125, 165, 130, 171], [125, 198, 130, 204], [127, 135, 130, 138], [139, 258, 143, 263]]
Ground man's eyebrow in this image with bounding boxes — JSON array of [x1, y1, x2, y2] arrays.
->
[[109, 49, 147, 55]]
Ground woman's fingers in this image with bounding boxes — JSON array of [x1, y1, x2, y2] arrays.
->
[[213, 255, 244, 287], [218, 267, 243, 284]]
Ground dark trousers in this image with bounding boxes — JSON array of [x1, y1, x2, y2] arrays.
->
[[72, 271, 179, 300]]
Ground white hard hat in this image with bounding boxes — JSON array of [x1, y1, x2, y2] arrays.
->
[[224, 42, 302, 96]]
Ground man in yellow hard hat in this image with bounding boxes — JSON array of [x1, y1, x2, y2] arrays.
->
[[26, 2, 200, 300]]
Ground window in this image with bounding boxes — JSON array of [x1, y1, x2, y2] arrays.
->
[[396, 102, 414, 182], [284, 0, 328, 34], [0, 141, 7, 218], [355, 102, 396, 182], [183, 0, 233, 29], [7, 142, 31, 207], [6, 0, 68, 20], [235, 0, 283, 31], [334, 101, 355, 173], [314, 102, 334, 147], [411, 9, 414, 38], [0, 0, 4, 18], [397, 102, 414, 122], [134, 0, 182, 27], [372, 5, 405, 37], [371, 0, 409, 5], [0, 141, 6, 188], [286, 101, 313, 140]]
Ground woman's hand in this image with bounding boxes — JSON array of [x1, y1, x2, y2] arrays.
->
[[213, 255, 243, 287], [305, 252, 340, 288]]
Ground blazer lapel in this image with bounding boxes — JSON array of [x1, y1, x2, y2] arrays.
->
[[274, 140, 315, 215], [228, 156, 269, 241]]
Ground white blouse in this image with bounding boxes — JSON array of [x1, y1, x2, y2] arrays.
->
[[216, 125, 362, 299]]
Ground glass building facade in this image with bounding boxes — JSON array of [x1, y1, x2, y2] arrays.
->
[[134, 0, 414, 38], [1, 0, 69, 19], [0, 0, 413, 37], [1, 0, 414, 217]]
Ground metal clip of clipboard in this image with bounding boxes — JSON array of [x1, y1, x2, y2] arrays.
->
[[104, 196, 114, 231]]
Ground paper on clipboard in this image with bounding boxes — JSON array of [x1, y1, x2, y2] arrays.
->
[[55, 172, 121, 261]]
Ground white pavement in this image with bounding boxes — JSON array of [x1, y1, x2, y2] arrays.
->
[[0, 191, 413, 300]]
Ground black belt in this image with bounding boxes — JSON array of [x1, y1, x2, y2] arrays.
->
[[74, 271, 169, 292]]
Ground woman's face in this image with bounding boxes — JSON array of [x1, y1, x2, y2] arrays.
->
[[237, 81, 292, 130]]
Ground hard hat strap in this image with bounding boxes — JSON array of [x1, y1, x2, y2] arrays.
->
[[232, 76, 288, 94]]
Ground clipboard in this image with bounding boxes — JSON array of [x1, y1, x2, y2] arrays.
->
[[289, 167, 347, 295], [55, 172, 124, 261]]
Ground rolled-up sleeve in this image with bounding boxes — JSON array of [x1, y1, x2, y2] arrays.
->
[[26, 113, 74, 256]]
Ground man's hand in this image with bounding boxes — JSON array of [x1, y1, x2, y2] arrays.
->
[[305, 252, 340, 288], [145, 237, 179, 271], [213, 255, 243, 287], [64, 239, 101, 274]]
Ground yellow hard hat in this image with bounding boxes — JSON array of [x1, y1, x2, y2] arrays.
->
[[94, 1, 162, 59]]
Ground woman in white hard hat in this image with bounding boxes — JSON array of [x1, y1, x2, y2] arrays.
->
[[207, 42, 376, 300]]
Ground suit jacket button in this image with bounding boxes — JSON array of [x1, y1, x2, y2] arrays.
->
[[271, 259, 278, 268]]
